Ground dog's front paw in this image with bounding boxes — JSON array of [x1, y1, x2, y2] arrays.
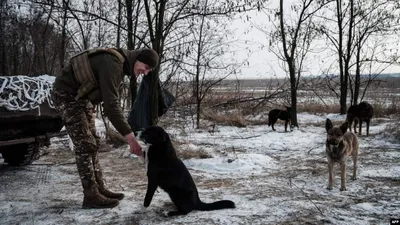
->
[[326, 186, 333, 190], [139, 204, 147, 212], [340, 187, 347, 191], [143, 202, 150, 208], [352, 176, 357, 180]]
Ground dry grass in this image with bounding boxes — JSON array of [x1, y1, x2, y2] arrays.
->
[[198, 178, 236, 189], [383, 121, 400, 141], [198, 97, 398, 128], [176, 148, 212, 160], [202, 108, 247, 127], [371, 100, 400, 118], [297, 102, 340, 114], [173, 140, 213, 160]]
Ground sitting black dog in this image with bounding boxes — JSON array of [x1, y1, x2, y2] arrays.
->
[[138, 126, 236, 216], [346, 101, 374, 136], [268, 106, 292, 132]]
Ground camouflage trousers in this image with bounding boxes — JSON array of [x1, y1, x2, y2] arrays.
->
[[51, 88, 104, 189]]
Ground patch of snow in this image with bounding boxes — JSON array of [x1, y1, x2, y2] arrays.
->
[[1, 112, 399, 225]]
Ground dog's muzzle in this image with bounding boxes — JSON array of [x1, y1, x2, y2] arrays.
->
[[327, 139, 339, 146], [135, 130, 147, 144]]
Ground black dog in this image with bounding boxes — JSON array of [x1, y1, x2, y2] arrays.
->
[[268, 106, 292, 132], [346, 101, 373, 136], [138, 126, 236, 216]]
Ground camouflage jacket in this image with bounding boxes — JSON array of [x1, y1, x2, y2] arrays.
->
[[53, 48, 141, 136]]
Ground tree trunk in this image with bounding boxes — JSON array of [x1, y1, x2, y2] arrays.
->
[[0, 0, 6, 75], [133, 0, 141, 47], [336, 0, 346, 114], [354, 45, 361, 105], [348, 75, 354, 106], [288, 61, 298, 128], [60, 0, 68, 69], [143, 0, 166, 126], [12, 29, 18, 75], [116, 0, 122, 48], [342, 63, 349, 113], [341, 0, 354, 113], [195, 2, 206, 129], [339, 63, 346, 114], [126, 0, 134, 50], [196, 100, 200, 129], [195, 74, 200, 129]]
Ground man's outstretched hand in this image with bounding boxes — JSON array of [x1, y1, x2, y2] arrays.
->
[[125, 132, 142, 156]]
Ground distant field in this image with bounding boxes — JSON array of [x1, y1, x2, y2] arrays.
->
[[168, 75, 400, 117], [212, 75, 400, 106]]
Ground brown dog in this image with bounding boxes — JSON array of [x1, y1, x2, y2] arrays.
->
[[325, 119, 359, 191]]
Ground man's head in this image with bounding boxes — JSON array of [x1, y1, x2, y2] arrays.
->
[[132, 49, 159, 76]]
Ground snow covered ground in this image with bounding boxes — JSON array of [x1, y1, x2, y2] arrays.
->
[[0, 113, 399, 225]]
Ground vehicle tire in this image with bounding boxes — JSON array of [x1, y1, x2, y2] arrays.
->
[[2, 142, 40, 166]]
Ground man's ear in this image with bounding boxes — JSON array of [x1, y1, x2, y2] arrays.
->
[[325, 118, 333, 132]]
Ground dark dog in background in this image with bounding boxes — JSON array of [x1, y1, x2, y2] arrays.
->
[[138, 126, 236, 216], [346, 101, 373, 136], [325, 119, 359, 191], [268, 106, 292, 132]]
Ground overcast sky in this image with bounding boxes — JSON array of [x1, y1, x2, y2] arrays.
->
[[227, 6, 400, 80]]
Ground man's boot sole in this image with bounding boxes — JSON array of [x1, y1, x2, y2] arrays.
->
[[82, 200, 119, 209], [100, 192, 125, 200]]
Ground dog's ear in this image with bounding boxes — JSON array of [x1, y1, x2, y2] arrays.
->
[[162, 132, 170, 142], [340, 121, 348, 133], [325, 119, 333, 132]]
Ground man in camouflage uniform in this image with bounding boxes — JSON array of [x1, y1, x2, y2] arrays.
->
[[51, 48, 159, 209]]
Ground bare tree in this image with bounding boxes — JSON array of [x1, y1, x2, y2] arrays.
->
[[0, 0, 11, 75], [141, 0, 265, 125], [350, 1, 400, 105], [177, 0, 243, 128], [318, 0, 400, 112], [266, 0, 329, 127], [0, 1, 66, 76]]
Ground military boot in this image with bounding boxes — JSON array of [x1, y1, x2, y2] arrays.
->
[[76, 152, 119, 209], [92, 152, 125, 200]]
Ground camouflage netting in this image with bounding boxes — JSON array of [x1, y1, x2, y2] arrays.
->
[[0, 75, 55, 111]]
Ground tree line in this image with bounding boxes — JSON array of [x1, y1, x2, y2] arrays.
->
[[0, 0, 399, 128]]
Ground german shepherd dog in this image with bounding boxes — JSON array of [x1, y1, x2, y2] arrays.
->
[[346, 101, 373, 136], [138, 126, 236, 216], [325, 119, 359, 191], [268, 106, 292, 132]]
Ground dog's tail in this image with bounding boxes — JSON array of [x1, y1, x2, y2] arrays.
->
[[196, 200, 236, 211]]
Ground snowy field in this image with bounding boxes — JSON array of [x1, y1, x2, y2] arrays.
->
[[0, 113, 399, 225]]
